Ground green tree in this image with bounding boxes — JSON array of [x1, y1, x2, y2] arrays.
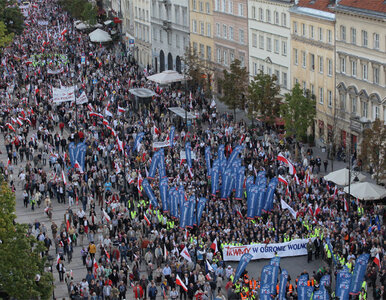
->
[[0, 0, 24, 35], [0, 179, 53, 299], [218, 59, 248, 120], [359, 119, 386, 184], [247, 71, 281, 125], [183, 46, 205, 90], [81, 2, 98, 25], [0, 21, 13, 48], [281, 83, 316, 141]]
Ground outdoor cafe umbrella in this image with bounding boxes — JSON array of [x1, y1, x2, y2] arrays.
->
[[146, 70, 187, 85], [89, 29, 112, 43], [343, 182, 386, 200], [323, 168, 366, 186]]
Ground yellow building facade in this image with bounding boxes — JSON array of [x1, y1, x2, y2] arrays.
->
[[290, 3, 336, 144]]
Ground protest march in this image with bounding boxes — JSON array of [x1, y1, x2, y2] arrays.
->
[[0, 0, 384, 299]]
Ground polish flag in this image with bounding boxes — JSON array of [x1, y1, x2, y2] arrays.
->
[[66, 219, 70, 231], [333, 187, 338, 199], [137, 172, 143, 194], [62, 170, 67, 185], [343, 198, 349, 212], [236, 207, 243, 219], [127, 174, 134, 184], [10, 117, 17, 124], [56, 254, 61, 265], [374, 253, 381, 268], [5, 123, 16, 132], [210, 238, 218, 254], [118, 106, 126, 113], [205, 273, 212, 281], [308, 204, 314, 217], [164, 245, 169, 261], [240, 134, 246, 145], [105, 249, 110, 260], [16, 117, 23, 126], [176, 274, 188, 292], [294, 174, 300, 185], [102, 209, 111, 222], [61, 28, 68, 35], [314, 203, 321, 216], [180, 246, 192, 262], [206, 260, 214, 272], [278, 175, 288, 186], [277, 153, 296, 175], [188, 167, 194, 178], [93, 259, 98, 276], [90, 112, 103, 118], [153, 125, 161, 136], [144, 213, 151, 226], [74, 160, 83, 173], [87, 104, 94, 111], [102, 119, 109, 125]]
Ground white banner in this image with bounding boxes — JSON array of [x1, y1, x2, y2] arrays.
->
[[52, 86, 75, 103], [47, 68, 64, 75], [180, 150, 197, 161], [37, 20, 49, 26], [153, 141, 170, 149], [223, 239, 313, 261], [75, 91, 88, 104]]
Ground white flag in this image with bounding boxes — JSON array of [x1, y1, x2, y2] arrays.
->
[[281, 199, 297, 219]]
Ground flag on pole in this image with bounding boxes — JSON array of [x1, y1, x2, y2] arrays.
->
[[61, 28, 68, 35], [314, 203, 321, 216], [62, 170, 67, 185], [374, 253, 381, 268], [176, 274, 188, 291], [344, 198, 349, 212], [206, 260, 214, 272], [180, 246, 192, 262], [164, 245, 168, 261], [118, 106, 126, 113], [281, 199, 297, 219], [236, 207, 244, 219], [102, 209, 111, 222], [144, 213, 151, 226], [210, 238, 218, 254]]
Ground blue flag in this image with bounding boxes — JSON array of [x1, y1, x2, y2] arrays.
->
[[196, 197, 207, 226], [278, 270, 288, 300], [336, 268, 351, 300], [227, 145, 244, 168], [148, 152, 160, 179], [142, 178, 158, 208], [218, 144, 225, 162], [247, 185, 259, 219], [157, 149, 166, 179], [235, 166, 245, 200], [220, 168, 232, 200], [159, 177, 169, 213], [313, 288, 329, 300], [264, 178, 278, 212], [211, 165, 220, 196], [205, 146, 211, 176], [233, 253, 253, 283], [68, 142, 87, 168], [179, 199, 190, 229], [169, 126, 175, 147], [261, 265, 274, 286], [349, 254, 369, 295], [187, 195, 196, 228], [185, 142, 192, 169], [134, 132, 145, 152], [297, 274, 309, 300], [260, 284, 272, 300], [270, 257, 280, 294], [320, 275, 330, 288]]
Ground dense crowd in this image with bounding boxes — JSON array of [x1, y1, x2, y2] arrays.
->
[[0, 0, 385, 299]]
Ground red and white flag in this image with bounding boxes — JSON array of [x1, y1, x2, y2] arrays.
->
[[90, 112, 103, 118], [118, 106, 126, 113], [164, 245, 169, 261], [277, 153, 296, 175], [236, 207, 243, 219], [278, 175, 288, 186], [153, 125, 161, 136], [176, 274, 188, 291], [314, 203, 321, 216], [343, 198, 349, 212], [102, 209, 111, 222], [188, 167, 194, 178], [374, 253, 381, 268], [5, 123, 16, 132], [210, 238, 218, 254], [74, 160, 83, 173], [61, 28, 68, 35], [93, 259, 98, 276], [294, 174, 300, 185], [308, 204, 314, 217], [180, 246, 192, 262], [61, 170, 67, 185], [56, 254, 61, 265], [206, 260, 214, 272], [144, 213, 151, 226]]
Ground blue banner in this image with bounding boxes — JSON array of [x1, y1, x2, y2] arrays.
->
[[159, 177, 169, 213], [219, 159, 227, 177], [297, 274, 309, 300], [220, 168, 232, 200], [260, 265, 274, 295], [158, 148, 166, 178], [196, 197, 207, 226], [247, 185, 259, 219], [278, 270, 288, 300], [168, 189, 176, 218], [185, 142, 192, 169], [169, 126, 175, 147], [336, 269, 351, 300], [211, 166, 220, 196], [235, 166, 245, 200], [313, 288, 329, 300], [142, 178, 158, 208], [233, 253, 253, 283], [205, 146, 211, 177], [179, 199, 190, 229], [134, 132, 145, 152], [263, 178, 278, 212], [325, 238, 338, 265], [349, 253, 369, 295], [187, 195, 195, 228], [178, 185, 185, 209], [68, 142, 87, 168], [148, 152, 160, 179], [320, 275, 330, 288], [270, 256, 280, 294], [227, 145, 244, 168], [255, 186, 266, 217], [218, 144, 225, 162], [260, 284, 272, 300]]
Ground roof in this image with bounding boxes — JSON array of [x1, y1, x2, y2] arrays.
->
[[336, 0, 386, 14], [290, 6, 335, 20], [296, 0, 334, 12]]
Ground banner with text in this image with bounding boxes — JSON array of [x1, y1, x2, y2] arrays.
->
[[223, 238, 313, 261], [53, 86, 75, 103]]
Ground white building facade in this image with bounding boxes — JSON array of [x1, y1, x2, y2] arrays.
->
[[248, 0, 293, 95], [150, 0, 190, 73], [133, 0, 152, 67]]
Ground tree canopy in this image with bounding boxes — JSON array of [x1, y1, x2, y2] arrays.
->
[[60, 0, 98, 25], [0, 179, 53, 299], [0, 21, 14, 49], [281, 83, 316, 140]]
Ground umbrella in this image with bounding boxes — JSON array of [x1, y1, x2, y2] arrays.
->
[[323, 168, 366, 186], [89, 29, 112, 43], [146, 70, 187, 84], [343, 182, 386, 200], [76, 22, 91, 30]]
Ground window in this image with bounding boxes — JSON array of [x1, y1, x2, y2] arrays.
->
[[327, 58, 332, 76], [294, 48, 298, 65], [328, 90, 332, 107], [259, 8, 263, 21], [293, 21, 298, 34], [267, 37, 272, 51], [239, 29, 244, 44], [275, 70, 280, 82], [310, 53, 315, 71], [259, 35, 264, 49], [167, 32, 172, 45], [351, 60, 357, 77], [302, 51, 306, 68], [216, 23, 220, 36], [192, 20, 197, 33], [267, 67, 272, 76], [327, 29, 332, 44], [207, 23, 211, 37], [199, 1, 203, 12], [206, 2, 210, 13], [340, 93, 346, 111], [217, 48, 221, 63], [340, 57, 346, 73], [310, 25, 314, 39], [228, 1, 233, 14], [281, 13, 287, 27], [207, 46, 212, 61], [373, 66, 379, 84], [374, 105, 379, 120], [302, 81, 306, 93], [319, 87, 324, 104], [193, 0, 197, 10], [193, 42, 198, 52], [239, 55, 245, 67], [253, 62, 258, 75], [362, 101, 368, 118], [351, 96, 357, 114], [318, 27, 323, 41], [340, 26, 346, 41], [252, 6, 256, 19], [229, 26, 234, 40], [176, 34, 180, 48], [266, 9, 271, 22], [350, 28, 356, 44], [282, 41, 287, 56], [310, 83, 314, 96], [230, 52, 234, 62], [274, 39, 279, 53], [362, 63, 368, 80], [223, 25, 227, 39], [223, 50, 228, 66], [222, 0, 225, 12], [373, 33, 379, 49], [260, 64, 264, 73], [252, 33, 257, 48], [302, 23, 306, 37], [238, 3, 243, 16], [274, 11, 279, 24], [294, 77, 298, 84], [200, 22, 204, 35], [200, 44, 205, 58], [215, 0, 219, 10], [159, 29, 163, 42], [362, 30, 368, 47], [318, 56, 323, 73], [282, 72, 287, 88]]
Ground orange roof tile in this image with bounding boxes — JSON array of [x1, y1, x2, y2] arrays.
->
[[337, 0, 386, 14], [297, 0, 334, 12]]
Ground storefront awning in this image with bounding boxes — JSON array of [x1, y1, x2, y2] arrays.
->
[[168, 107, 196, 119]]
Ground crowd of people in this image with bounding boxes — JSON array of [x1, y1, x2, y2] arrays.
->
[[0, 0, 385, 299]]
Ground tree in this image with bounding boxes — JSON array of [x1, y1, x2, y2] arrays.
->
[[0, 21, 13, 48], [0, 0, 24, 35], [247, 71, 281, 126], [60, 0, 97, 24], [359, 119, 386, 184], [183, 46, 205, 90], [281, 83, 316, 141], [218, 59, 248, 120], [81, 2, 98, 25], [0, 179, 53, 299]]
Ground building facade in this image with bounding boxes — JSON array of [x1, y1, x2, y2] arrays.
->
[[248, 0, 293, 96], [213, 0, 249, 91], [150, 0, 190, 73], [133, 0, 152, 67], [334, 0, 386, 151], [289, 0, 336, 143]]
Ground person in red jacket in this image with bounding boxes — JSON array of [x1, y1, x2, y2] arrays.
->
[[133, 282, 144, 300]]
